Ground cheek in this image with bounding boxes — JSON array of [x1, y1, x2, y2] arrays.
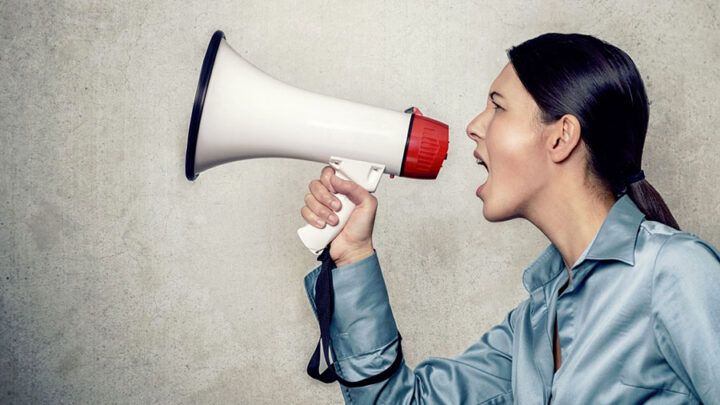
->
[[488, 121, 543, 183]]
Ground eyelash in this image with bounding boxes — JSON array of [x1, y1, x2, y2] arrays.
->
[[492, 101, 503, 110]]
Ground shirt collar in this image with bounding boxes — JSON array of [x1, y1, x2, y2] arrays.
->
[[522, 194, 646, 292]]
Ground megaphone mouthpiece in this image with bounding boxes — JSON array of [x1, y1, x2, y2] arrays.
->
[[402, 113, 449, 179]]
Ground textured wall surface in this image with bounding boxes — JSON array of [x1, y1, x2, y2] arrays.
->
[[1, 0, 718, 403]]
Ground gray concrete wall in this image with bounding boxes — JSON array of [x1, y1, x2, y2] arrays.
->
[[1, 1, 718, 403]]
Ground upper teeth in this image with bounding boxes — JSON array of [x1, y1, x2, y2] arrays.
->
[[476, 158, 484, 165]]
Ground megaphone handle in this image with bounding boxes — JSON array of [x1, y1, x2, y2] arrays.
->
[[297, 171, 357, 255], [298, 157, 385, 255]]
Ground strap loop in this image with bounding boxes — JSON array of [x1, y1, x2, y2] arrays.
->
[[306, 245, 404, 387]]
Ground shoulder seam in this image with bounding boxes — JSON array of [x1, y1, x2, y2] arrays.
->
[[650, 234, 677, 316], [649, 233, 679, 364], [510, 299, 529, 334]]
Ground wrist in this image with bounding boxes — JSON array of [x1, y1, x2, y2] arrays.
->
[[335, 244, 375, 268]]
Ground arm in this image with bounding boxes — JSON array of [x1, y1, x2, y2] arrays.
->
[[651, 232, 720, 403], [305, 252, 515, 404]]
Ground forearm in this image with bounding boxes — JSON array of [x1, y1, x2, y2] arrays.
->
[[304, 252, 399, 371], [303, 252, 514, 404]]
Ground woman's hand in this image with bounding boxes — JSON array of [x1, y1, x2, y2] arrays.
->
[[301, 166, 377, 267]]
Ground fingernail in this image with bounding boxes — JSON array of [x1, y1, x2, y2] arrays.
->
[[328, 213, 338, 224], [316, 219, 325, 227], [331, 201, 341, 210]]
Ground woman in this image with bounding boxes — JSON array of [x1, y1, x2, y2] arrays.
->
[[300, 33, 720, 404]]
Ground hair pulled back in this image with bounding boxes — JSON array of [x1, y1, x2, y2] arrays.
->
[[507, 33, 680, 230]]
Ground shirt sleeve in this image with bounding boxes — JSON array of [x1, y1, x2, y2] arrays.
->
[[651, 232, 720, 403], [304, 252, 515, 404]]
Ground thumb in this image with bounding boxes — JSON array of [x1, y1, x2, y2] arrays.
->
[[330, 175, 371, 206]]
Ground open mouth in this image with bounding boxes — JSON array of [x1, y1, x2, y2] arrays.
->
[[474, 153, 489, 196], [474, 154, 489, 179]]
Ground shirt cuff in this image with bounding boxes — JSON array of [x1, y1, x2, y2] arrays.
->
[[304, 252, 401, 382]]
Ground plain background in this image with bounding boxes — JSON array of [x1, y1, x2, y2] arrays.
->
[[1, 1, 718, 403]]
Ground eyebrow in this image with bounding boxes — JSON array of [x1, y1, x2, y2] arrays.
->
[[489, 91, 505, 100]]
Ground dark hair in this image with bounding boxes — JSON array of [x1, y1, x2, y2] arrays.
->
[[507, 33, 680, 230]]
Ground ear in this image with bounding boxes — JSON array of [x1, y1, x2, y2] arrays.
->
[[546, 114, 582, 163]]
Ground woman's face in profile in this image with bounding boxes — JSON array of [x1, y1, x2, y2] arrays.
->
[[466, 63, 552, 222]]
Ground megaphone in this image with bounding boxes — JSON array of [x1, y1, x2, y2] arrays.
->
[[186, 30, 449, 254]]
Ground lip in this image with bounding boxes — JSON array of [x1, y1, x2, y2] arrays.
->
[[473, 151, 488, 170], [473, 151, 489, 198]]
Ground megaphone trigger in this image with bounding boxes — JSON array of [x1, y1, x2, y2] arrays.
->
[[328, 157, 385, 192]]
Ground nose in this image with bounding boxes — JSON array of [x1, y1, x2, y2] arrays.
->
[[465, 111, 486, 142]]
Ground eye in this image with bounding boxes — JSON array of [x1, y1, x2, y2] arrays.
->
[[492, 101, 503, 110]]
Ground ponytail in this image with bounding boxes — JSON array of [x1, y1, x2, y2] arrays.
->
[[625, 180, 680, 230]]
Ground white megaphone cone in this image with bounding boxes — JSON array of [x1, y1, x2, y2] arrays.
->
[[186, 30, 449, 254]]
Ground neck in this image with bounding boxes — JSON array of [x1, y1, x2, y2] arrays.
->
[[524, 183, 616, 275]]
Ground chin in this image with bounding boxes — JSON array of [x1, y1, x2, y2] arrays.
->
[[482, 201, 501, 222], [482, 197, 519, 223], [483, 208, 505, 223]]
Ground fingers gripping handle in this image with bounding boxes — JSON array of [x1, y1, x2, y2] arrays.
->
[[297, 177, 355, 255], [297, 157, 385, 255]]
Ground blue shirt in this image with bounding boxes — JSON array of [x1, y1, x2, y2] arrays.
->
[[304, 194, 720, 404]]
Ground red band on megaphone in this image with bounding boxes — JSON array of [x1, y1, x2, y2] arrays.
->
[[401, 115, 449, 179]]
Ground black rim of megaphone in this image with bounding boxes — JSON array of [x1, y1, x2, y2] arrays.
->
[[185, 30, 225, 181]]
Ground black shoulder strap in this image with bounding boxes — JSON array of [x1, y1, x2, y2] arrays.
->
[[306, 246, 403, 387]]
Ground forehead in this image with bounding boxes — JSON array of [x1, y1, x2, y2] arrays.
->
[[489, 63, 532, 104], [490, 62, 545, 126]]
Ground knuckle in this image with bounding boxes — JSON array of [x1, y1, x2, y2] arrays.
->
[[312, 180, 329, 195]]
